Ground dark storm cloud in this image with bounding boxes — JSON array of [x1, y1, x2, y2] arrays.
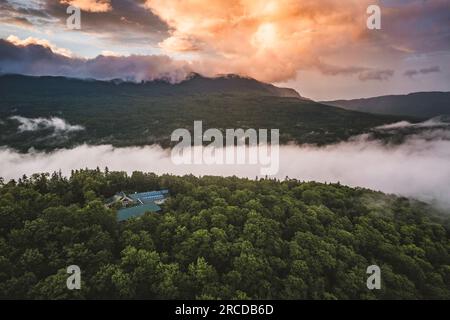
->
[[404, 69, 419, 78], [420, 66, 441, 74], [0, 0, 169, 43], [0, 0, 55, 26], [0, 38, 192, 82], [46, 0, 169, 42], [315, 60, 394, 82], [0, 38, 69, 71], [404, 66, 441, 78], [0, 0, 45, 18], [315, 61, 368, 77], [358, 69, 394, 81]]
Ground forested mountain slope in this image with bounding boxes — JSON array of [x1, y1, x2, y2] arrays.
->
[[0, 74, 408, 151]]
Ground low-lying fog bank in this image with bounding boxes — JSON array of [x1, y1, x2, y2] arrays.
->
[[1, 129, 450, 209]]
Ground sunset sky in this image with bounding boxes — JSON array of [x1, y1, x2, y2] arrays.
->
[[0, 0, 449, 100]]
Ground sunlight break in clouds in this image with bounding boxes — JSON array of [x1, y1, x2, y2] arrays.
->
[[1, 131, 450, 209], [144, 0, 374, 82]]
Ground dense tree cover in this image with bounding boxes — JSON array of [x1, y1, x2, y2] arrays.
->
[[0, 74, 410, 152], [0, 169, 448, 299]]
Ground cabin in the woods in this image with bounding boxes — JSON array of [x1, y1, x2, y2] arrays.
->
[[105, 189, 169, 221], [128, 190, 169, 205]]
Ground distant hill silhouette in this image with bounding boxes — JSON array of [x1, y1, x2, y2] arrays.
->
[[322, 92, 450, 118]]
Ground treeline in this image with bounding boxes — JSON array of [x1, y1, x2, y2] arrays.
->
[[0, 169, 449, 299]]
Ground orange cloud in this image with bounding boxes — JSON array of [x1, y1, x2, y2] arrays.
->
[[144, 0, 373, 82], [6, 35, 73, 57], [60, 0, 112, 13]]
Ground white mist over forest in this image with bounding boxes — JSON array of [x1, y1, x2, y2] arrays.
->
[[1, 129, 450, 209]]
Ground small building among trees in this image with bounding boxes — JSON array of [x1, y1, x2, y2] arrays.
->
[[105, 190, 169, 221]]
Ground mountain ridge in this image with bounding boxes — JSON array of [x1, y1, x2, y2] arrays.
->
[[0, 74, 409, 152], [322, 91, 450, 118], [0, 72, 303, 99]]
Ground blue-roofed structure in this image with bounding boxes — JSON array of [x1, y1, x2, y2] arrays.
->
[[129, 190, 169, 204], [105, 189, 169, 221], [117, 203, 161, 221]]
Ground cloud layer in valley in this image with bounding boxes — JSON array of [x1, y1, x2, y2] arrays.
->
[[375, 117, 450, 130], [1, 129, 450, 209], [10, 116, 85, 133]]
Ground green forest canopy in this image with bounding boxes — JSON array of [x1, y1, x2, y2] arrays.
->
[[0, 169, 448, 299]]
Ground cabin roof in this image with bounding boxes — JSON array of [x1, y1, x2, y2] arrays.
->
[[117, 203, 161, 221], [129, 190, 169, 203]]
